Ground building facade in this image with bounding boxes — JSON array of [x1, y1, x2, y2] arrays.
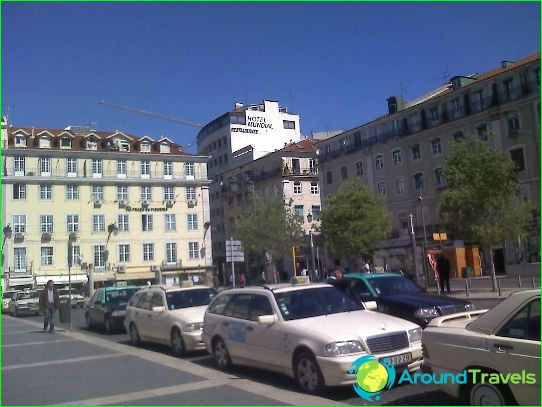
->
[[196, 100, 301, 268], [1, 121, 212, 290], [317, 53, 540, 274]]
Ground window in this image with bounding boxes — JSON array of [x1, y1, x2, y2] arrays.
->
[[117, 160, 127, 177], [453, 131, 465, 141], [14, 248, 27, 271], [509, 147, 526, 172], [472, 90, 483, 112], [392, 149, 403, 166], [395, 177, 405, 194], [293, 181, 302, 194], [164, 186, 175, 200], [60, 137, 72, 148], [164, 162, 173, 177], [185, 162, 195, 177], [67, 215, 79, 233], [91, 185, 104, 201], [117, 186, 128, 201], [143, 243, 154, 261], [39, 137, 51, 148], [93, 245, 105, 268], [340, 166, 348, 180], [503, 78, 515, 101], [430, 107, 439, 122], [160, 143, 170, 154], [40, 215, 53, 233], [411, 144, 421, 160], [92, 159, 103, 177], [142, 214, 153, 231], [15, 134, 27, 147], [13, 215, 26, 233], [283, 120, 296, 129], [434, 168, 445, 186], [507, 113, 520, 136], [165, 214, 176, 231], [326, 171, 333, 184], [497, 299, 540, 341], [118, 244, 130, 263], [356, 160, 363, 176], [13, 184, 26, 200], [476, 124, 488, 141], [14, 156, 25, 175], [186, 187, 196, 200], [92, 214, 105, 232], [375, 154, 384, 170], [141, 186, 152, 201], [294, 205, 304, 219], [188, 242, 199, 259], [310, 182, 319, 195], [70, 245, 81, 266], [166, 242, 177, 264], [86, 138, 98, 150], [118, 214, 129, 232], [187, 214, 197, 230], [40, 184, 52, 200], [311, 205, 321, 221], [40, 157, 51, 176], [141, 160, 150, 178], [66, 158, 77, 176], [413, 173, 424, 191], [140, 142, 151, 153], [450, 98, 460, 115], [431, 138, 442, 156], [308, 158, 317, 174], [41, 247, 54, 266], [377, 182, 386, 197]]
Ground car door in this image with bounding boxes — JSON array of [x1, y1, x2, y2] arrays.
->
[[86, 290, 99, 324], [146, 292, 168, 343], [221, 293, 253, 359], [92, 290, 106, 325], [486, 298, 540, 405], [134, 291, 155, 340]]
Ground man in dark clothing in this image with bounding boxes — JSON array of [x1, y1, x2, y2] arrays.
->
[[436, 255, 451, 293], [39, 280, 60, 333], [326, 267, 349, 292]]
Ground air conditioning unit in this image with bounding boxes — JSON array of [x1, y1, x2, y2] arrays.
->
[[81, 262, 88, 269], [187, 199, 197, 207], [27, 171, 35, 176], [93, 198, 103, 205], [119, 199, 128, 206], [151, 264, 160, 272], [117, 265, 126, 273], [142, 199, 150, 206], [41, 232, 52, 240], [165, 199, 175, 207], [13, 232, 25, 239]]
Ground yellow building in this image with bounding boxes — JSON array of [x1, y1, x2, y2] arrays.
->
[[1, 121, 212, 290]]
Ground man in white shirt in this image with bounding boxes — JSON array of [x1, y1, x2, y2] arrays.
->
[[39, 280, 60, 333]]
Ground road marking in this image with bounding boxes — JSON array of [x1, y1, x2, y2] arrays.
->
[[2, 353, 123, 371], [2, 338, 76, 348], [1, 330, 42, 334]]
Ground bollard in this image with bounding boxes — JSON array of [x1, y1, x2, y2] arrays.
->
[[532, 277, 536, 288], [466, 277, 471, 289], [518, 275, 522, 288], [465, 278, 469, 297], [497, 279, 502, 297]]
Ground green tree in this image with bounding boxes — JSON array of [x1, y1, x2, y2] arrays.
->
[[235, 196, 305, 279], [440, 134, 531, 290], [320, 179, 392, 263]]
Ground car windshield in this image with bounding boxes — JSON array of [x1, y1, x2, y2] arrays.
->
[[166, 288, 217, 310], [274, 286, 361, 321], [366, 276, 424, 296], [18, 291, 38, 300], [105, 288, 139, 304], [3, 292, 16, 299]]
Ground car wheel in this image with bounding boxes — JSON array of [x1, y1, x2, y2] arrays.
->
[[129, 323, 141, 346], [294, 351, 325, 394], [85, 313, 94, 329], [104, 316, 113, 334], [213, 337, 232, 370], [468, 382, 513, 406], [170, 328, 185, 356]]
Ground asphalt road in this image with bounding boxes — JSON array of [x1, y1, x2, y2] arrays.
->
[[12, 298, 501, 405]]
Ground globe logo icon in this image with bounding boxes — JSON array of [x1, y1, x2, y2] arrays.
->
[[349, 355, 396, 401]]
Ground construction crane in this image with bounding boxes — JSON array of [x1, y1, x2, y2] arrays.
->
[[98, 100, 203, 150]]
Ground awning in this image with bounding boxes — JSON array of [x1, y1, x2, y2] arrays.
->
[[92, 272, 115, 282], [9, 277, 35, 286], [36, 274, 88, 285], [114, 272, 155, 281]]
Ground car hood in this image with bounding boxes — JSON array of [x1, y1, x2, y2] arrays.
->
[[16, 298, 39, 305], [169, 305, 208, 323], [285, 310, 419, 342], [380, 293, 468, 309]]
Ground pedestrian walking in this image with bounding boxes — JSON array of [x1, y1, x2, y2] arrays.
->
[[436, 254, 451, 293], [364, 260, 371, 273], [39, 280, 60, 333]]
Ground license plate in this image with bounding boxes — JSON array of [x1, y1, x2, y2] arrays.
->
[[380, 352, 412, 366]]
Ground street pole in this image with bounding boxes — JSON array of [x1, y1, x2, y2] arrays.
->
[[230, 237, 236, 288], [409, 214, 420, 286], [309, 231, 316, 281], [418, 196, 429, 289], [67, 241, 73, 331]]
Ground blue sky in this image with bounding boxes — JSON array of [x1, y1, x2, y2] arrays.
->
[[2, 1, 540, 152]]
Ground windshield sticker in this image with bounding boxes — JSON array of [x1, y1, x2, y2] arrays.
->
[[280, 303, 289, 315], [228, 321, 247, 343]]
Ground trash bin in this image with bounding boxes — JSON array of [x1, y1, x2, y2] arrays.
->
[[462, 266, 473, 278], [58, 302, 71, 323]]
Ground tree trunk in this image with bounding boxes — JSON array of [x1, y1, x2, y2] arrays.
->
[[482, 245, 498, 291]]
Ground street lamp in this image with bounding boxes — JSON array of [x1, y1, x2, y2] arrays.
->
[[418, 196, 429, 289], [306, 213, 316, 281], [2, 224, 12, 249]]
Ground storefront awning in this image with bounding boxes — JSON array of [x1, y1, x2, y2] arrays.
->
[[36, 274, 88, 285], [8, 277, 35, 286], [114, 272, 155, 281]]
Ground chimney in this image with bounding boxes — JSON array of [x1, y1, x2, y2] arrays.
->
[[501, 60, 514, 69], [386, 96, 408, 114], [235, 102, 244, 110]]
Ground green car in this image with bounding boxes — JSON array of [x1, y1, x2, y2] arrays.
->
[[85, 286, 141, 333]]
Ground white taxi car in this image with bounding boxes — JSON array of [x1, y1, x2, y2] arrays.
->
[[2, 290, 19, 313], [202, 278, 423, 394], [421, 289, 540, 405], [9, 290, 40, 317], [124, 282, 217, 355]]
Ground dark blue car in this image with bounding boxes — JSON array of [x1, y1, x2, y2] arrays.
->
[[85, 286, 141, 333]]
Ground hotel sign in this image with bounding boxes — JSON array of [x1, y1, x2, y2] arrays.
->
[[125, 206, 167, 212]]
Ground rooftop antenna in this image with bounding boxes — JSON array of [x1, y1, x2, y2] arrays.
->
[[441, 62, 450, 84]]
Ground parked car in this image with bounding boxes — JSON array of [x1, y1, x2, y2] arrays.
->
[[2, 290, 19, 313], [124, 283, 217, 355], [9, 290, 40, 317], [342, 273, 474, 327], [203, 277, 423, 394], [422, 289, 540, 405], [58, 288, 85, 308], [85, 286, 141, 333]]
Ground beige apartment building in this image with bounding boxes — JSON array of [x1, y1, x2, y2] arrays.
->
[[1, 120, 212, 290], [317, 53, 540, 275]]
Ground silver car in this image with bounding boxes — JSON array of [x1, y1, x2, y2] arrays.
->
[[9, 291, 40, 317]]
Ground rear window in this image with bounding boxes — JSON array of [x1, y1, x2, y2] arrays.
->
[[166, 288, 216, 310]]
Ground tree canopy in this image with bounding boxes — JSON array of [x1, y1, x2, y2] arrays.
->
[[320, 178, 392, 261]]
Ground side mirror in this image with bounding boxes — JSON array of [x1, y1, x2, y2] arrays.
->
[[257, 314, 276, 325], [152, 306, 165, 313], [363, 301, 378, 311]]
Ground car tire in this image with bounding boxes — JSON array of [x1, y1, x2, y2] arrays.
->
[[294, 350, 325, 394], [129, 323, 141, 346], [213, 337, 232, 370], [104, 316, 113, 334], [468, 382, 514, 406], [170, 328, 185, 356]]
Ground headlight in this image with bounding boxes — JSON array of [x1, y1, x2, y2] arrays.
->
[[408, 327, 422, 343], [324, 340, 365, 356], [414, 307, 438, 318], [186, 322, 204, 331], [464, 303, 475, 311], [111, 310, 125, 317]]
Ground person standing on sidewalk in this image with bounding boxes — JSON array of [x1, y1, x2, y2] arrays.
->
[[436, 255, 451, 294], [39, 280, 60, 333]]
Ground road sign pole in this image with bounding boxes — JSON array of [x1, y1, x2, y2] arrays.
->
[[230, 237, 235, 288]]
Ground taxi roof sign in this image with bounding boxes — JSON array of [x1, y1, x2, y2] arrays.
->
[[179, 280, 194, 287], [291, 276, 310, 285]]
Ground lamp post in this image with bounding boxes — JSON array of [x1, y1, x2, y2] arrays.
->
[[2, 224, 12, 249], [408, 214, 420, 286], [306, 213, 316, 281], [418, 196, 429, 289]]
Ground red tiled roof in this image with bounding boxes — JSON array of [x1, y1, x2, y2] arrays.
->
[[475, 52, 540, 81], [282, 138, 320, 152]]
